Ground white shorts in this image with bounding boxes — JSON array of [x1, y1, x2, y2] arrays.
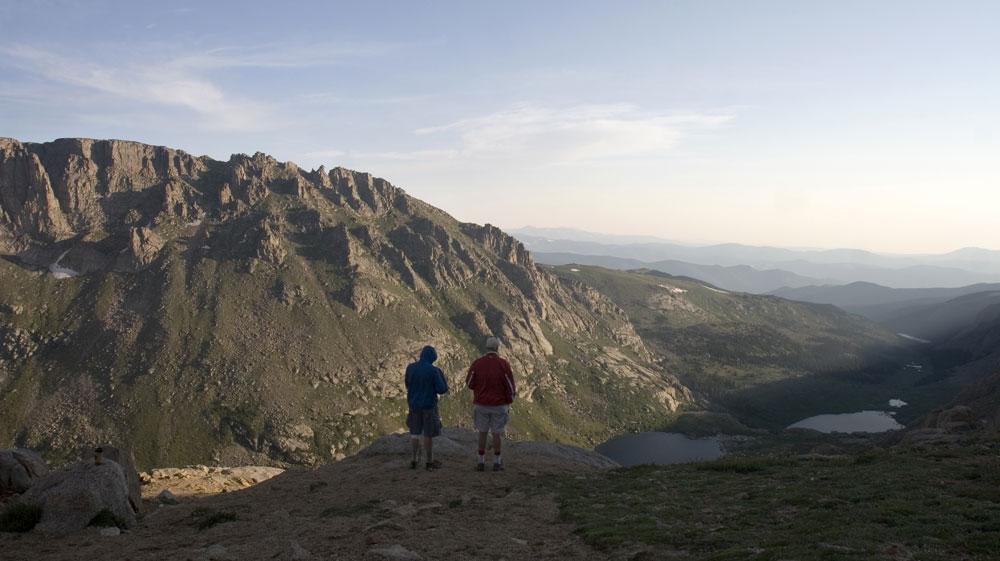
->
[[473, 405, 509, 434]]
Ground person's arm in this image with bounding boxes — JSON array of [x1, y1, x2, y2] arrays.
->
[[435, 367, 449, 395], [466, 364, 476, 389], [503, 361, 516, 403], [405, 365, 412, 393]]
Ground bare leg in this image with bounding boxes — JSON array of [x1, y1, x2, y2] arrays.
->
[[478, 431, 489, 453], [492, 432, 502, 458], [411, 437, 420, 464], [424, 436, 434, 464]]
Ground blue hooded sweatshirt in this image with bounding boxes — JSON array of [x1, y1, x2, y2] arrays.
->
[[405, 346, 449, 410]]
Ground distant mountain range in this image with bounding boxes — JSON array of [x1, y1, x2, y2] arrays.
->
[[532, 252, 829, 294], [919, 294, 1000, 430], [510, 228, 1000, 289], [770, 282, 1000, 343], [770, 282, 1000, 314]]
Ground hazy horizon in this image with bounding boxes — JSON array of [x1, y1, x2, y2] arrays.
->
[[2, 1, 998, 254], [507, 225, 1000, 256]]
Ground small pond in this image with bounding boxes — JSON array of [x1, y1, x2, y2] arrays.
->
[[596, 432, 724, 466], [788, 410, 903, 433]]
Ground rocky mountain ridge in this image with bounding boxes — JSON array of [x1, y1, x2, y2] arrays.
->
[[0, 137, 689, 469]]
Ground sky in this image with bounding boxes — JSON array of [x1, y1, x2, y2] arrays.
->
[[1, 0, 998, 253]]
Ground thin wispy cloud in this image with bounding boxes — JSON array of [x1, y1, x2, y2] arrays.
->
[[414, 103, 733, 164], [296, 92, 435, 106], [305, 148, 459, 162], [0, 41, 396, 131], [170, 42, 395, 70], [307, 103, 732, 172], [1, 44, 268, 131], [301, 103, 734, 174]]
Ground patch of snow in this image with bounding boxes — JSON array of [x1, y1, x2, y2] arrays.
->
[[569, 268, 580, 272], [889, 399, 908, 408], [185, 219, 203, 227], [49, 250, 80, 279], [702, 285, 728, 294], [898, 333, 931, 344], [658, 284, 687, 294]]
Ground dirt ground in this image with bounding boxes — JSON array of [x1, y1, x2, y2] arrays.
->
[[1, 430, 618, 561]]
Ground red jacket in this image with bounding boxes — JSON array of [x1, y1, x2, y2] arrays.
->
[[466, 352, 516, 406]]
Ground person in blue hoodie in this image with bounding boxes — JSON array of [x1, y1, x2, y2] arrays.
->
[[405, 345, 449, 470]]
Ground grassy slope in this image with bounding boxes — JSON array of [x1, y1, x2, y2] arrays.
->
[[547, 265, 964, 429], [551, 438, 1000, 560]]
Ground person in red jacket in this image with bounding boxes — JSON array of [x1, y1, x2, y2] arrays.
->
[[465, 336, 516, 471]]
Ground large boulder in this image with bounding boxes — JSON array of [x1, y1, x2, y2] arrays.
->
[[359, 429, 469, 459], [901, 405, 980, 448], [17, 460, 137, 534], [921, 406, 977, 432], [0, 448, 49, 494], [358, 428, 619, 470], [77, 445, 142, 513]]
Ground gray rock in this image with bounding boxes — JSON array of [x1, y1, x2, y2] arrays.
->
[[509, 440, 619, 469], [358, 428, 619, 469], [370, 544, 422, 560], [921, 405, 976, 431], [156, 489, 180, 505], [203, 544, 231, 560], [18, 460, 137, 534], [288, 540, 314, 560], [359, 431, 467, 459], [78, 444, 142, 513], [99, 526, 120, 537], [0, 448, 49, 494], [365, 519, 406, 532], [392, 503, 418, 517]]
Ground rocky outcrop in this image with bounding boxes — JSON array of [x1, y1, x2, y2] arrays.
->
[[0, 448, 49, 494], [0, 137, 203, 267], [17, 460, 136, 534], [0, 138, 74, 248], [460, 223, 532, 266], [115, 226, 164, 271], [253, 220, 287, 265], [328, 167, 401, 217], [14, 138, 204, 234], [264, 423, 318, 464]]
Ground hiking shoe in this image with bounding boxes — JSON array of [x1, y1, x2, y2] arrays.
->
[[476, 463, 485, 472], [493, 463, 504, 472], [425, 460, 442, 471]]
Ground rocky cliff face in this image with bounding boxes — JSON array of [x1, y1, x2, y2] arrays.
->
[[0, 138, 689, 469]]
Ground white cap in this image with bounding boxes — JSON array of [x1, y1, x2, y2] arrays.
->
[[485, 336, 501, 351]]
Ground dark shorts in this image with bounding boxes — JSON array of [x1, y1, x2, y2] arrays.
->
[[407, 406, 442, 438]]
